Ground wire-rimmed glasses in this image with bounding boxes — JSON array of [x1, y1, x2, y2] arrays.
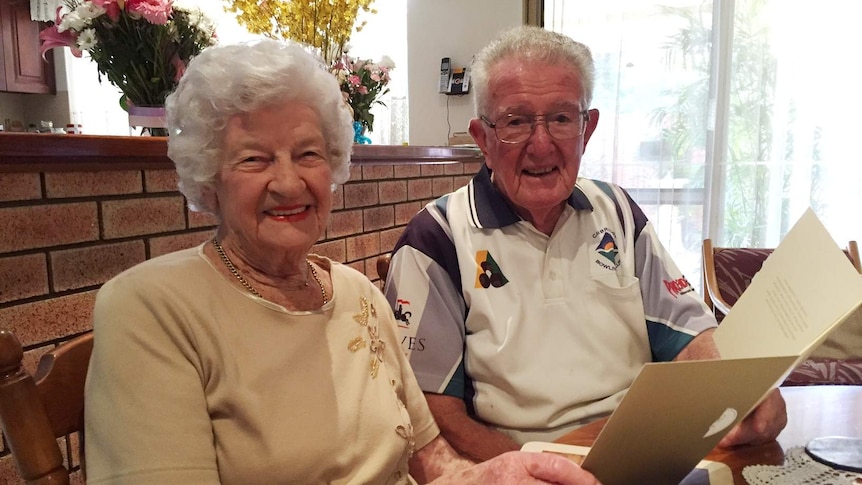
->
[[480, 110, 590, 144]]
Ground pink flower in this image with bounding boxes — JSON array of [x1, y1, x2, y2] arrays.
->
[[348, 75, 361, 86], [126, 0, 173, 25], [39, 20, 81, 60], [358, 85, 368, 95], [91, 0, 122, 22]]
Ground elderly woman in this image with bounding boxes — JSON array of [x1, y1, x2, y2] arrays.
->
[[83, 39, 599, 485]]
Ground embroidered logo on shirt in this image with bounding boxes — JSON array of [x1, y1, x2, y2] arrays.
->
[[664, 276, 695, 298], [394, 298, 412, 327], [475, 250, 509, 288], [596, 232, 620, 265]]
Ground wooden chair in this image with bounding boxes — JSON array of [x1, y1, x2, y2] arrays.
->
[[702, 239, 862, 385], [376, 253, 391, 282], [0, 329, 93, 484], [703, 239, 862, 319]]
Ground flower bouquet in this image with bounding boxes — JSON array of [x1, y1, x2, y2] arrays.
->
[[40, 0, 216, 135], [227, 0, 375, 66], [332, 54, 394, 143]]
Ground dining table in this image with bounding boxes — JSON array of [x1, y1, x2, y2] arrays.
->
[[554, 385, 862, 484]]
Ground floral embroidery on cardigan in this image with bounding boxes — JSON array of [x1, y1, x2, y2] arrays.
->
[[349, 296, 385, 378]]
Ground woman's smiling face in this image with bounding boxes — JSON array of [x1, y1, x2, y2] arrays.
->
[[212, 100, 333, 262]]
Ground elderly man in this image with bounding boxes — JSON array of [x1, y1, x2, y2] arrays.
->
[[384, 25, 787, 462]]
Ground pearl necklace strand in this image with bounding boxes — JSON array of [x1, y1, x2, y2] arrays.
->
[[211, 238, 328, 304]]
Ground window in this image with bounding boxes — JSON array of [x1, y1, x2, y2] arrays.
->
[[547, 0, 862, 288]]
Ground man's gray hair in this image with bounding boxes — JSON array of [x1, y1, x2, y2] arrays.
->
[[471, 25, 595, 117], [165, 39, 354, 214]]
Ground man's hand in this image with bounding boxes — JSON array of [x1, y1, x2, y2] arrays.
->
[[675, 329, 788, 447], [425, 392, 521, 461], [718, 388, 787, 447], [429, 451, 601, 485]]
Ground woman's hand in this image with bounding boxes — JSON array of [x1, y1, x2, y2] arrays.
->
[[430, 451, 601, 485]]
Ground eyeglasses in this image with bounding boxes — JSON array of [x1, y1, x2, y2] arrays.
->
[[480, 110, 590, 144]]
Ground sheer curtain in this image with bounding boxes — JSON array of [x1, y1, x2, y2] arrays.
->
[[64, 0, 408, 143], [546, 0, 862, 288]]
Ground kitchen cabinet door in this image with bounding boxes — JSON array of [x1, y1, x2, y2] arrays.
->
[[0, 0, 56, 94]]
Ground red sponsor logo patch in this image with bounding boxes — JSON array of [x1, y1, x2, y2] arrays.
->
[[664, 276, 694, 298]]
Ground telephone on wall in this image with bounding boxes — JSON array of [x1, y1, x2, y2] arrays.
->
[[439, 57, 471, 95]]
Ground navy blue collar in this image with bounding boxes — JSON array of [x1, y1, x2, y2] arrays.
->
[[468, 164, 594, 229]]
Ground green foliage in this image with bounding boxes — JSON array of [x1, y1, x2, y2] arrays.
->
[[653, 0, 781, 246]]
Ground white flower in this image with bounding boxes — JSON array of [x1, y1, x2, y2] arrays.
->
[[75, 2, 106, 22], [58, 11, 86, 33], [379, 55, 396, 70], [76, 28, 98, 51]]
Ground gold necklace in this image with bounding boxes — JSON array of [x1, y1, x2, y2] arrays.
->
[[211, 238, 328, 304]]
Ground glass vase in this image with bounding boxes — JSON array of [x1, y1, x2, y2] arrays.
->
[[128, 106, 168, 137]]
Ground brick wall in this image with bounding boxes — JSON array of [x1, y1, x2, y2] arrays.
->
[[0, 159, 481, 483]]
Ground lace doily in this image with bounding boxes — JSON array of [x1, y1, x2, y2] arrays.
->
[[743, 447, 862, 484]]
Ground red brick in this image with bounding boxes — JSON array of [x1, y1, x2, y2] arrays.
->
[[453, 175, 472, 189], [188, 209, 218, 229], [420, 164, 446, 176], [144, 169, 179, 193], [379, 180, 407, 204], [0, 172, 41, 202], [45, 171, 141, 198], [0, 291, 96, 347], [312, 239, 346, 262], [68, 432, 82, 469], [362, 165, 394, 180], [380, 227, 404, 254], [364, 255, 382, 282], [331, 185, 345, 210], [407, 179, 432, 201], [394, 164, 421, 178], [346, 233, 380, 262], [0, 203, 99, 253], [343, 182, 379, 208], [395, 201, 423, 225], [102, 196, 186, 239], [70, 468, 85, 485], [363, 206, 394, 232], [0, 453, 22, 484], [149, 230, 212, 258], [348, 165, 362, 182], [327, 209, 364, 238], [23, 344, 50, 377], [463, 162, 483, 174], [0, 254, 48, 303], [346, 260, 364, 274], [432, 177, 455, 197], [51, 241, 146, 291], [444, 163, 465, 175]]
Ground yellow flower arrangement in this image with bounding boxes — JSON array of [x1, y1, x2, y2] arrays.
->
[[226, 0, 376, 65]]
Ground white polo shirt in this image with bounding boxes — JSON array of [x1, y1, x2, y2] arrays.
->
[[384, 164, 717, 444]]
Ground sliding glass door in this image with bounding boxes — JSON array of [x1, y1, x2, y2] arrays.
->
[[546, 0, 861, 286]]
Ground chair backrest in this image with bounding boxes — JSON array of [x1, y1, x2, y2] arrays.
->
[[376, 253, 391, 282], [703, 239, 861, 322], [0, 329, 93, 485]]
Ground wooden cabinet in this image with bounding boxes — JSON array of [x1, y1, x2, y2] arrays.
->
[[0, 0, 55, 94]]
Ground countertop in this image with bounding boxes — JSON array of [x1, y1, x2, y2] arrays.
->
[[0, 133, 484, 172]]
